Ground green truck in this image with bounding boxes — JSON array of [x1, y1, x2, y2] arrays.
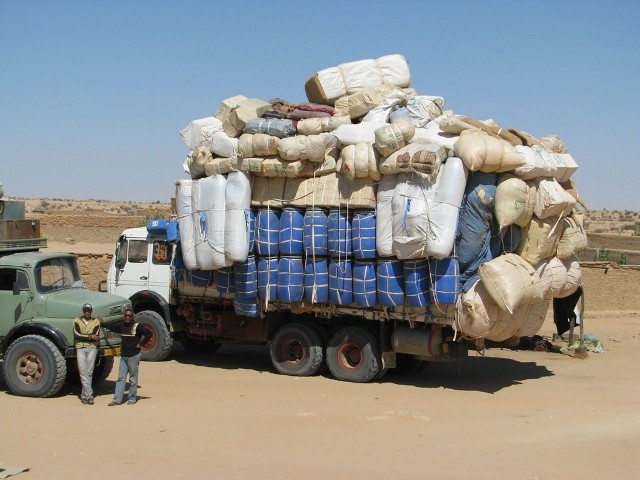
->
[[0, 197, 131, 397]]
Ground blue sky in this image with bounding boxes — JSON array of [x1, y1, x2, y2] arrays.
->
[[1, 0, 638, 210]]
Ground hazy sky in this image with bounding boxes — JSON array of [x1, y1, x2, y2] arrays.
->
[[1, 1, 638, 210]]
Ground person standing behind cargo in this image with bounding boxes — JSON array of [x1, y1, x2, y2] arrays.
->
[[108, 308, 152, 406], [73, 303, 103, 405]]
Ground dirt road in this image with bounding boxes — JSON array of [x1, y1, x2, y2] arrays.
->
[[1, 313, 638, 480]]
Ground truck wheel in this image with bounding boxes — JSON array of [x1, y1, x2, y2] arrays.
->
[[270, 323, 323, 377], [93, 356, 114, 385], [137, 310, 174, 361], [2, 335, 67, 397], [326, 327, 381, 383], [65, 356, 114, 385]]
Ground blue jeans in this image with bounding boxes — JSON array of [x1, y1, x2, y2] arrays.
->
[[113, 352, 141, 403], [76, 347, 98, 401]]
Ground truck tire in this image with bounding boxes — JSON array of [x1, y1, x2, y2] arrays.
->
[[66, 356, 115, 385], [136, 310, 174, 361], [326, 327, 382, 383], [270, 323, 323, 377], [93, 356, 115, 385], [2, 335, 67, 397]]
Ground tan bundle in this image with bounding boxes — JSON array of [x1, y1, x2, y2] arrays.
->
[[296, 116, 351, 135], [380, 142, 446, 175], [283, 177, 318, 207], [278, 134, 326, 162], [338, 175, 377, 209], [478, 253, 537, 314], [250, 176, 286, 208], [453, 129, 525, 173], [516, 216, 563, 265], [204, 156, 238, 176], [238, 133, 280, 158], [298, 155, 337, 178], [374, 119, 415, 157], [261, 158, 305, 178], [185, 145, 211, 178], [312, 173, 340, 207], [495, 174, 536, 228], [221, 97, 271, 138], [556, 211, 588, 260], [340, 143, 381, 181]]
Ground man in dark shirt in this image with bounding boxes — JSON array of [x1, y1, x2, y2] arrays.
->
[[107, 308, 152, 406]]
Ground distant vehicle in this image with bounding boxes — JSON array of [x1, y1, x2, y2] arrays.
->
[[0, 197, 130, 397]]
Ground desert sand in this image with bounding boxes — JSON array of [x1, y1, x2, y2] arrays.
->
[[1, 310, 639, 480]]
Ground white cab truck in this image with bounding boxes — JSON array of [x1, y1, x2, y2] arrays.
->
[[102, 221, 468, 382]]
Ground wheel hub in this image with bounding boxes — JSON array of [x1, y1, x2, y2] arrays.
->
[[338, 343, 362, 370], [17, 353, 43, 384]]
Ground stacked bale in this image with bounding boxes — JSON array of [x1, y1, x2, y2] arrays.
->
[[176, 53, 586, 341]]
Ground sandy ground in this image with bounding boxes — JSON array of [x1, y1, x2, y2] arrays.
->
[[1, 311, 639, 480]]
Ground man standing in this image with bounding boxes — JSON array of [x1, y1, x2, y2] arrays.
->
[[73, 303, 102, 405], [108, 308, 152, 406]]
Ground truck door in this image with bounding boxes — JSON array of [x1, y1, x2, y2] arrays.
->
[[111, 236, 172, 303], [0, 268, 33, 337]]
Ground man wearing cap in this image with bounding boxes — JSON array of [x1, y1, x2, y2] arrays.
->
[[107, 308, 152, 406], [73, 303, 103, 405]]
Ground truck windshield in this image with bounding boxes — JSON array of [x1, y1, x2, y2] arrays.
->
[[34, 257, 84, 293]]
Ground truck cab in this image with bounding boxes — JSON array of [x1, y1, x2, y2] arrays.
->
[[101, 224, 175, 361]]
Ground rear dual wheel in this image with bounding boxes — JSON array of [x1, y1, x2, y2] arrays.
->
[[326, 327, 382, 383], [270, 323, 324, 377]]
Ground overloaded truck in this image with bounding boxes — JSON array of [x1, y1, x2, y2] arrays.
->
[[0, 194, 131, 397], [103, 54, 586, 382]]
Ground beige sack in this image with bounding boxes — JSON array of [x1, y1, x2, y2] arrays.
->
[[453, 129, 525, 173], [495, 174, 536, 228], [533, 257, 568, 301], [556, 211, 588, 260], [514, 300, 550, 337], [533, 177, 577, 220], [478, 253, 537, 314], [554, 259, 582, 298], [516, 216, 563, 265]]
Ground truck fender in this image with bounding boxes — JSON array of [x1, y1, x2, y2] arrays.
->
[[129, 290, 171, 326], [0, 321, 70, 359]]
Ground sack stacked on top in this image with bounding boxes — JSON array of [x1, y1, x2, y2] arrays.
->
[[177, 53, 587, 341]]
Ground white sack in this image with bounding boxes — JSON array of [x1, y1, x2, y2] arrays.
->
[[175, 179, 197, 270], [225, 170, 252, 262], [180, 116, 223, 150], [376, 174, 397, 257], [193, 175, 229, 270]]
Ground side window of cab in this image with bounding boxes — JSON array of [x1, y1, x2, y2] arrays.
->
[[128, 240, 149, 263]]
